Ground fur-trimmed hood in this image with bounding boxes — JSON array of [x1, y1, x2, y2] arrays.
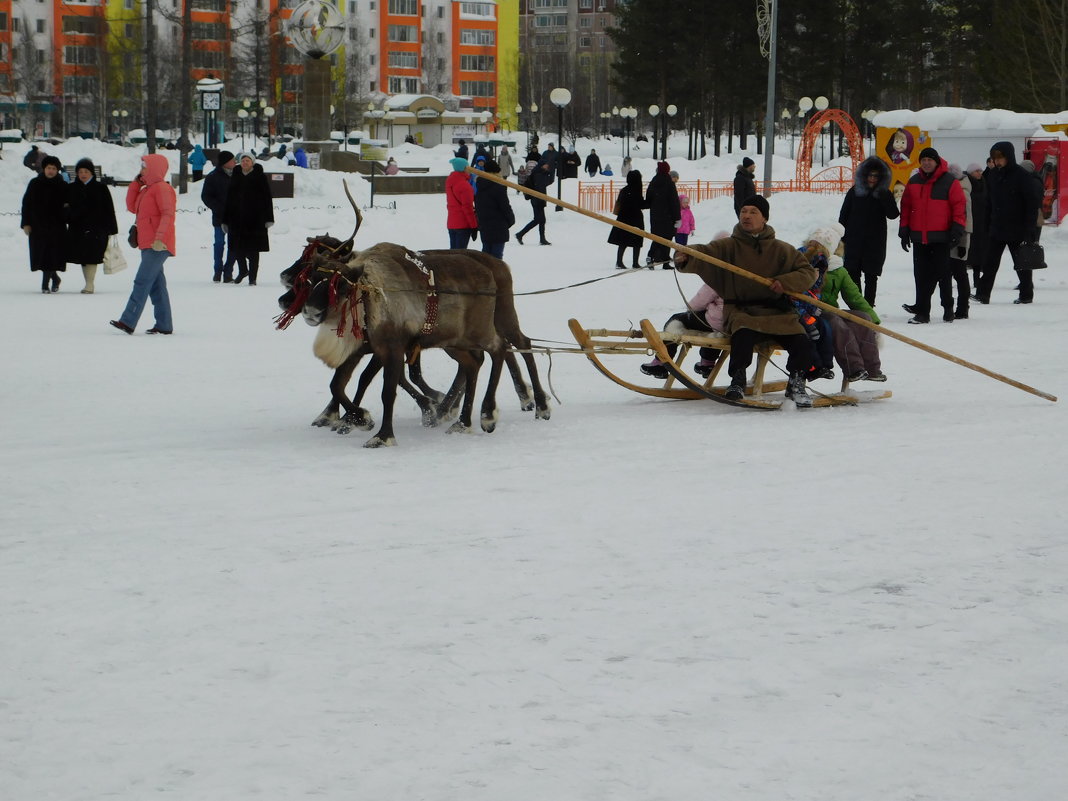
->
[[853, 156, 891, 197]]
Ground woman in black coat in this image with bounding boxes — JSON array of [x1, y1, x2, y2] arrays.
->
[[474, 158, 515, 258], [223, 153, 274, 285], [608, 169, 646, 269], [66, 157, 118, 294], [20, 155, 69, 293], [964, 166, 989, 290], [838, 156, 900, 306], [644, 162, 680, 267]]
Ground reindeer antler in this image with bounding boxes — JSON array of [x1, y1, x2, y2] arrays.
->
[[339, 179, 363, 256]]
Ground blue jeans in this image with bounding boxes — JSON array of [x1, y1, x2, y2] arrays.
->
[[213, 225, 235, 278], [481, 241, 505, 259], [448, 229, 472, 249], [120, 249, 172, 332]]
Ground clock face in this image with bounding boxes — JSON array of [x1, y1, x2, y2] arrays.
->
[[202, 92, 221, 111]]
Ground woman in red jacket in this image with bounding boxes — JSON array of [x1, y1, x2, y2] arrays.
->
[[445, 157, 478, 249], [110, 153, 177, 334]]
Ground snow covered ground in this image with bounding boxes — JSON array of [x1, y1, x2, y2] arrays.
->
[[2, 133, 1066, 801]]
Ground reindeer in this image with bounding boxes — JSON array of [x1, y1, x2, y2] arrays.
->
[[302, 243, 513, 447]]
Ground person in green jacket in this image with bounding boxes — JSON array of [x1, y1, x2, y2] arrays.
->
[[805, 224, 886, 383]]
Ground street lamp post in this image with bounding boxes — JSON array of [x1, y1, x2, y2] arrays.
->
[[612, 105, 621, 155], [549, 87, 571, 211], [814, 95, 829, 166], [237, 108, 248, 150], [662, 103, 677, 160], [781, 108, 793, 159], [648, 104, 659, 159], [264, 106, 275, 144], [620, 107, 636, 160]]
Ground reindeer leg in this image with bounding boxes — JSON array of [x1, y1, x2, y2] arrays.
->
[[504, 351, 535, 411], [396, 372, 438, 427], [447, 351, 482, 434], [406, 353, 446, 406], [365, 348, 402, 448], [334, 351, 378, 434], [480, 349, 506, 433], [313, 353, 361, 428], [507, 332, 551, 421]]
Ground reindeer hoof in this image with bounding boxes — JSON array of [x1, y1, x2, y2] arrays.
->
[[363, 435, 397, 448], [535, 405, 551, 420], [311, 411, 338, 427], [446, 421, 469, 435], [420, 408, 437, 427], [480, 410, 499, 433], [342, 409, 374, 431]]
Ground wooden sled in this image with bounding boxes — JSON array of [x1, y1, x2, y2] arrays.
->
[[569, 318, 892, 410]]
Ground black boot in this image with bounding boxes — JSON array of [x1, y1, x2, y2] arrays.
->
[[785, 373, 813, 407]]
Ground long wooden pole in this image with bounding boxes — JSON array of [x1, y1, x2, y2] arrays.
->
[[469, 166, 1057, 403]]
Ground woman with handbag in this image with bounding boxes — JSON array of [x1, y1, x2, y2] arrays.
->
[[66, 157, 118, 294], [109, 154, 176, 335]]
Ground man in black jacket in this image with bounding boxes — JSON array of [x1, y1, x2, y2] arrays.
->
[[515, 161, 551, 245], [733, 157, 756, 216], [974, 141, 1042, 305], [584, 149, 601, 177], [200, 150, 236, 282]]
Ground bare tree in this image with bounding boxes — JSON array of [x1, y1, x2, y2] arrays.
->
[[10, 18, 49, 136]]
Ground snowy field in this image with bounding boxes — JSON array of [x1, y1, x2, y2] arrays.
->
[[2, 133, 1067, 801]]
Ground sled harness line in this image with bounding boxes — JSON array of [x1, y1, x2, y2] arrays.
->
[[468, 165, 1057, 404]]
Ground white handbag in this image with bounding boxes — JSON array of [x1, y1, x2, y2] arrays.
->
[[102, 236, 128, 275]]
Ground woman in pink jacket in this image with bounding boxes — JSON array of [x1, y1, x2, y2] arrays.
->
[[110, 153, 177, 334], [445, 157, 478, 249]]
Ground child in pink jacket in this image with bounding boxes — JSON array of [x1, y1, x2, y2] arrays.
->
[[674, 193, 696, 245]]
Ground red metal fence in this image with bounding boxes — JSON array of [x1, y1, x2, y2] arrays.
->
[[578, 173, 853, 215]]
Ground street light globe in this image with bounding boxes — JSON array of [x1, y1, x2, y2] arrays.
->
[[665, 104, 677, 117], [612, 106, 619, 115], [549, 88, 571, 108], [781, 108, 791, 119], [814, 95, 829, 111], [112, 110, 119, 118], [798, 96, 813, 112], [237, 109, 248, 119], [480, 110, 491, 123], [648, 104, 660, 117], [264, 107, 275, 118], [515, 103, 522, 115], [530, 102, 538, 113]]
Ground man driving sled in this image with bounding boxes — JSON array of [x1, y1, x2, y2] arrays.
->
[[671, 195, 818, 406]]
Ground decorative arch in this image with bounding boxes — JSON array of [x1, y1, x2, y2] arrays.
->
[[794, 109, 864, 189]]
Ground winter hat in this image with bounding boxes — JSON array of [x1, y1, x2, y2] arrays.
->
[[41, 155, 61, 171], [656, 161, 670, 174], [740, 194, 770, 220], [678, 193, 689, 202], [75, 157, 96, 174], [526, 160, 538, 169], [449, 157, 468, 172], [806, 223, 845, 257], [918, 147, 940, 162], [742, 157, 755, 168], [669, 170, 679, 181], [216, 150, 235, 167], [1021, 159, 1036, 173], [948, 163, 963, 179], [481, 158, 500, 174], [966, 162, 982, 174], [237, 151, 255, 163]]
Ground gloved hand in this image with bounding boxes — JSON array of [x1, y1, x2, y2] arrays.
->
[[22, 225, 31, 236], [900, 233, 911, 252], [674, 220, 681, 230], [469, 228, 478, 242], [265, 221, 274, 229], [949, 223, 964, 248], [955, 246, 967, 259], [151, 239, 167, 251], [221, 224, 229, 234]]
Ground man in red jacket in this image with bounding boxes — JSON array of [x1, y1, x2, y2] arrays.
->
[[899, 147, 966, 324]]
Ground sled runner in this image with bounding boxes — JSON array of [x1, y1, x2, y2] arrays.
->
[[569, 318, 892, 410]]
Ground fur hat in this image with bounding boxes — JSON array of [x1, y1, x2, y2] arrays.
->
[[740, 194, 770, 220], [216, 150, 235, 167], [449, 157, 468, 172], [75, 157, 96, 175], [1021, 159, 1036, 173], [919, 146, 940, 162], [526, 160, 539, 169], [40, 155, 61, 171], [806, 223, 845, 258], [966, 162, 982, 174], [237, 151, 255, 163], [742, 157, 755, 168]]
